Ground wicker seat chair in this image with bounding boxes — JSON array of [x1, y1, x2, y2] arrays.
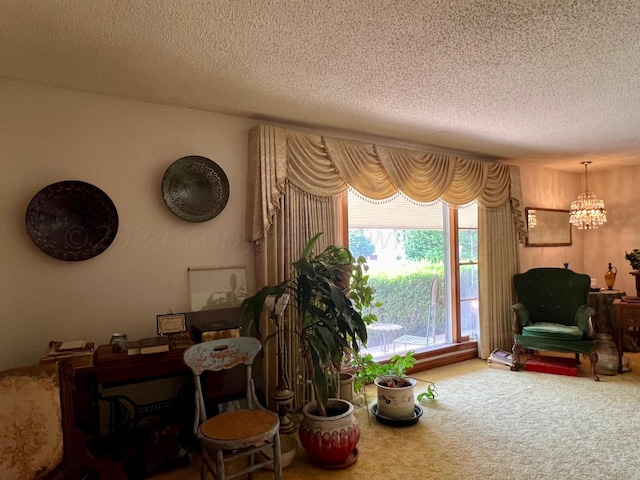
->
[[183, 337, 282, 480]]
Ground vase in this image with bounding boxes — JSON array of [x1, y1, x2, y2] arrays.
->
[[339, 372, 355, 403], [374, 376, 417, 419], [298, 398, 360, 467], [594, 333, 619, 375], [604, 263, 617, 290]]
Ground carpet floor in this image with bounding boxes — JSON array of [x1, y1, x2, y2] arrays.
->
[[150, 353, 640, 479]]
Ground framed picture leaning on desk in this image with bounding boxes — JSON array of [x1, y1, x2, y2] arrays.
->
[[188, 265, 248, 310]]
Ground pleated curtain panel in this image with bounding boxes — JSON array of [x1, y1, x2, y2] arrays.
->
[[246, 124, 528, 409]]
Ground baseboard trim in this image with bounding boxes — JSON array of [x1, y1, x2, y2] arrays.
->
[[408, 342, 478, 373]]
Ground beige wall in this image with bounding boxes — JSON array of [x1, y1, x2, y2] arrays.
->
[[516, 164, 584, 273], [516, 162, 640, 297], [1, 78, 257, 370], [586, 164, 640, 297]]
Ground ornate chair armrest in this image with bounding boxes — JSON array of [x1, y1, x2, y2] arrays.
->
[[511, 303, 530, 333], [575, 305, 596, 337]]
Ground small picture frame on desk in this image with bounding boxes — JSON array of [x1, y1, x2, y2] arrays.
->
[[156, 313, 187, 335]]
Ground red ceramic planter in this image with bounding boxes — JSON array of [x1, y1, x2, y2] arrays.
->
[[298, 398, 360, 467]]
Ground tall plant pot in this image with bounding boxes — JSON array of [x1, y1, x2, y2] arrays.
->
[[339, 372, 355, 402], [298, 398, 360, 468], [374, 376, 417, 419]]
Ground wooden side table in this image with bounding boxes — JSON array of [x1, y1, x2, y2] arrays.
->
[[588, 290, 625, 335], [612, 299, 640, 373]]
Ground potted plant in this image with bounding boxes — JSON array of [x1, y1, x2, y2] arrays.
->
[[625, 249, 640, 270], [351, 350, 436, 421], [241, 232, 370, 467], [625, 249, 640, 297]]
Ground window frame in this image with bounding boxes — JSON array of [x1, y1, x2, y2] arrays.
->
[[341, 196, 478, 372]]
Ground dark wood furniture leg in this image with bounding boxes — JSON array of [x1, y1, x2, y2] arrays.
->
[[617, 326, 624, 374], [50, 361, 126, 480]]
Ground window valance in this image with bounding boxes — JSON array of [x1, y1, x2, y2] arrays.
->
[[247, 124, 526, 243]]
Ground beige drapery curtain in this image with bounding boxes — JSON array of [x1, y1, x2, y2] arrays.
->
[[247, 124, 526, 407], [476, 167, 528, 359]]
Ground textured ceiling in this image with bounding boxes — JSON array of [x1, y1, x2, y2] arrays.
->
[[2, 0, 640, 172]]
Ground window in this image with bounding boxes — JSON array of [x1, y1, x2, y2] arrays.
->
[[345, 190, 478, 360]]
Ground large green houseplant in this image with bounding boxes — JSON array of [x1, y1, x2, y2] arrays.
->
[[241, 232, 369, 416]]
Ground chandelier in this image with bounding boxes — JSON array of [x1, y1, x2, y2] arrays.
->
[[569, 161, 607, 230]]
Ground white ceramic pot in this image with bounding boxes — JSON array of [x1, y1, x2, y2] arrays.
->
[[260, 434, 298, 470], [374, 376, 416, 419]]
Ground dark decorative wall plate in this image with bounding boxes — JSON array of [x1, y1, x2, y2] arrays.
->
[[161, 156, 230, 222], [25, 180, 119, 261]]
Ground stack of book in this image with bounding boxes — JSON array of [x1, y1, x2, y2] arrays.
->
[[487, 348, 515, 371], [167, 332, 194, 350], [127, 336, 171, 355]]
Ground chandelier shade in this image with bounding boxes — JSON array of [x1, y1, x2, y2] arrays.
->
[[569, 162, 607, 230]]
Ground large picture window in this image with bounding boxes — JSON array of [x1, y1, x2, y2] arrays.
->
[[346, 190, 477, 360]]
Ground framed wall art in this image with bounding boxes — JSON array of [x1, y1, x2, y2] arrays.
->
[[188, 266, 248, 311]]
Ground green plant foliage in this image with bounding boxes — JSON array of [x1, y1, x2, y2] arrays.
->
[[417, 383, 437, 402], [625, 249, 640, 270], [363, 263, 477, 339], [241, 233, 369, 416], [399, 228, 477, 264], [366, 263, 444, 337], [459, 230, 478, 263], [349, 229, 375, 258], [400, 230, 445, 263], [350, 350, 437, 402], [348, 255, 381, 325]]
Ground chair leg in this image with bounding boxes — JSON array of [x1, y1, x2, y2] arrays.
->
[[216, 449, 226, 480], [200, 454, 207, 480], [512, 343, 524, 367], [248, 451, 255, 480], [201, 449, 216, 480], [274, 432, 282, 480]]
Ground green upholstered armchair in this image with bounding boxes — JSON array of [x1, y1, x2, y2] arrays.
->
[[512, 268, 599, 380]]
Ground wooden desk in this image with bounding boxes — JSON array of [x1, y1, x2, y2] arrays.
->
[[74, 345, 246, 477], [72, 346, 191, 438], [88, 345, 190, 385], [613, 299, 640, 373], [75, 345, 242, 432]]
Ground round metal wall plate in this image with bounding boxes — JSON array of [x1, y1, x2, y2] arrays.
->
[[161, 156, 230, 222], [25, 180, 119, 261]]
